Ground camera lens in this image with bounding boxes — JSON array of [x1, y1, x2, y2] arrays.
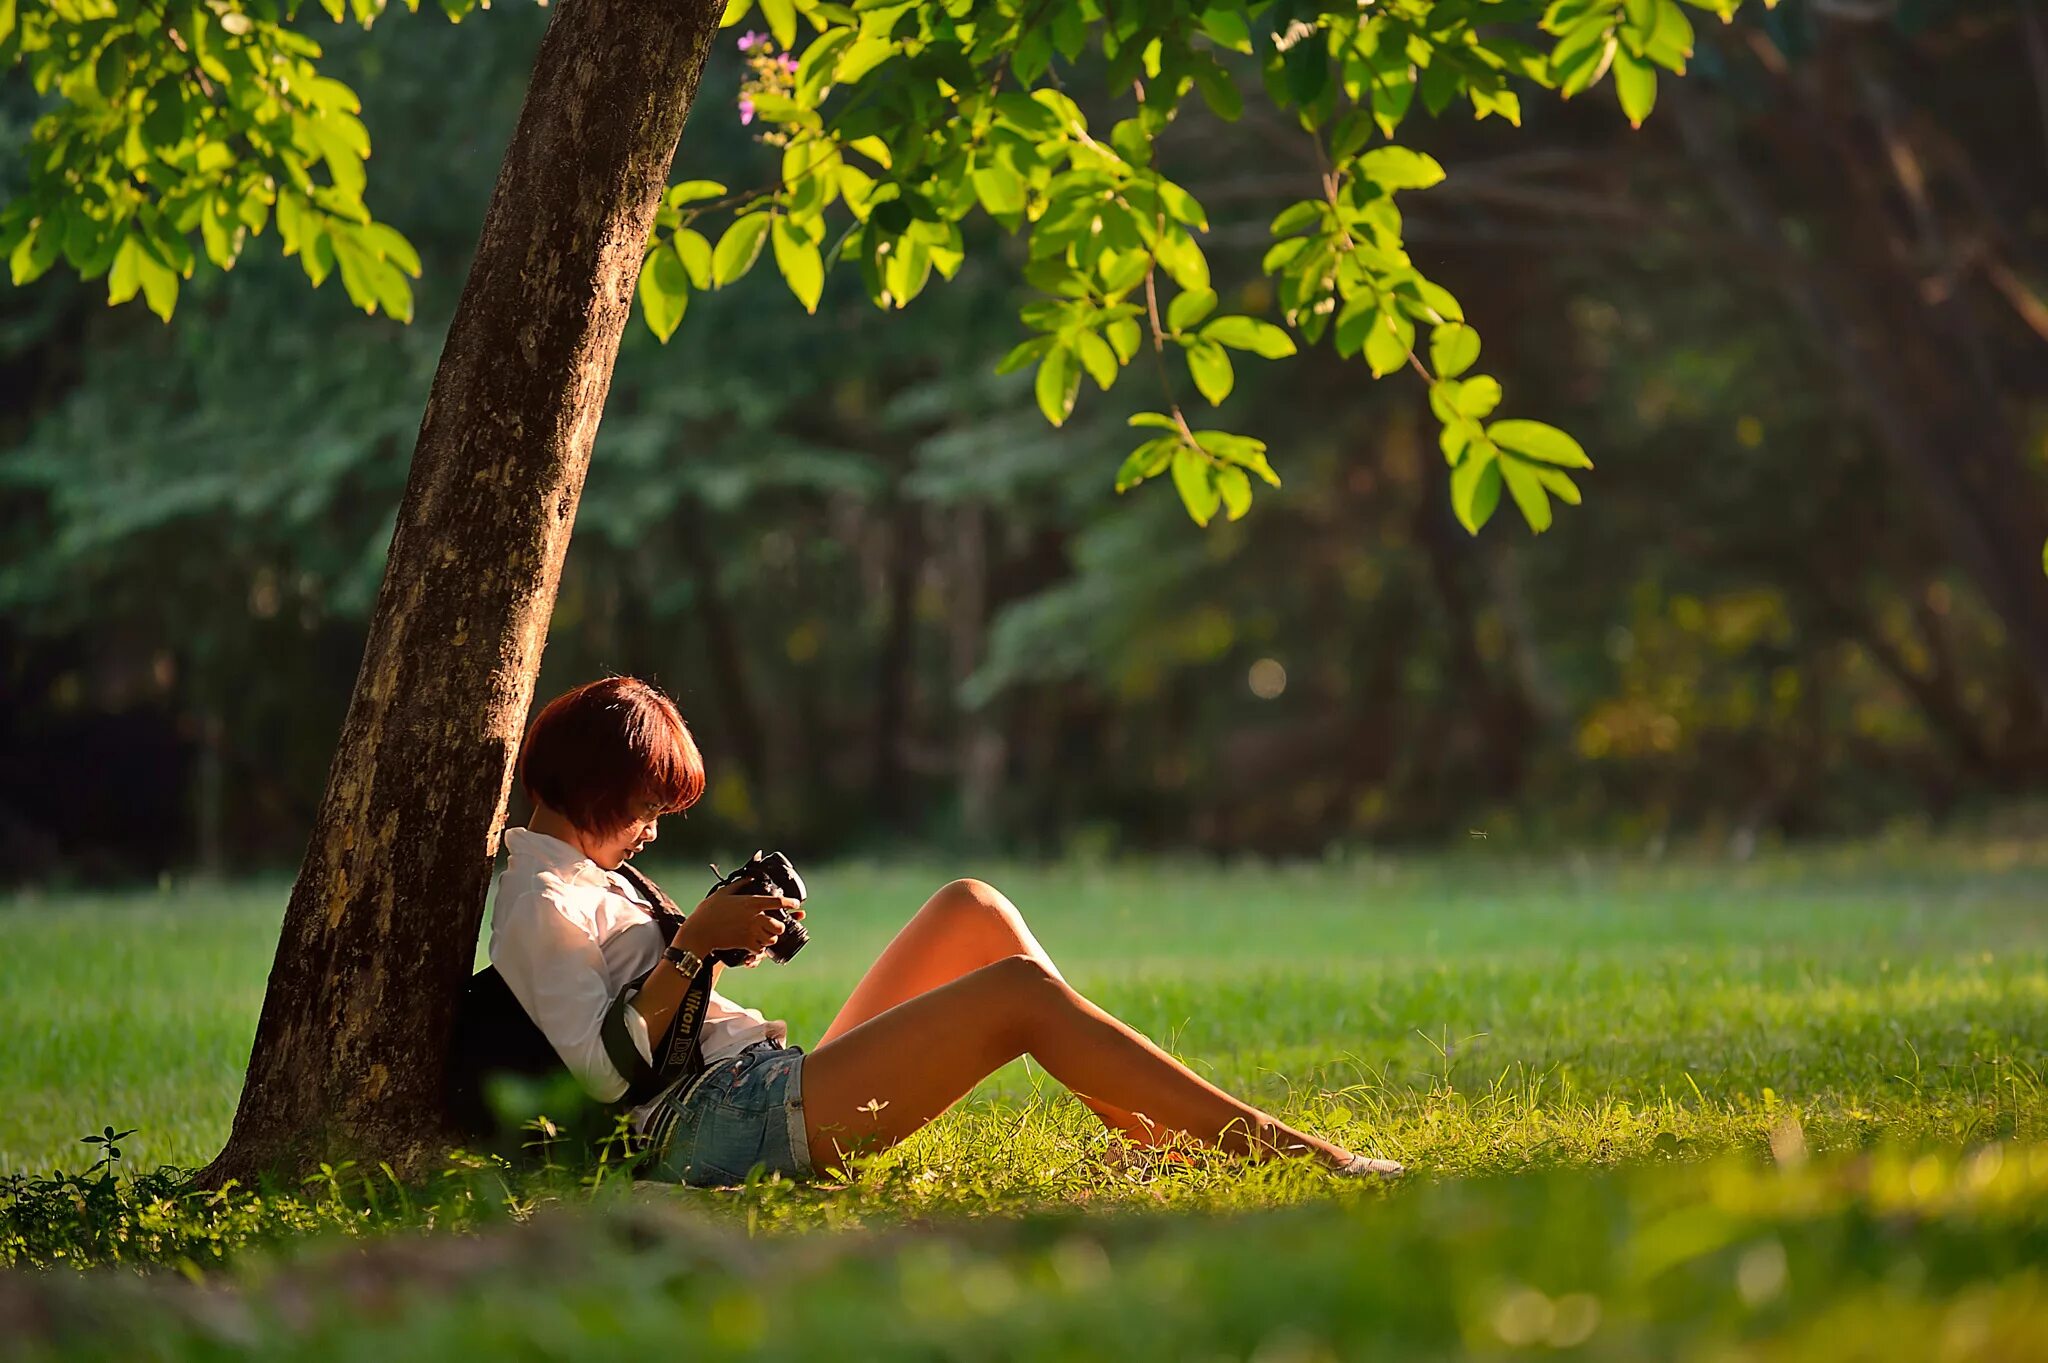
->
[[768, 911, 808, 963]]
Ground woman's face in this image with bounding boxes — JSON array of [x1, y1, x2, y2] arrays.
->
[[587, 801, 663, 871]]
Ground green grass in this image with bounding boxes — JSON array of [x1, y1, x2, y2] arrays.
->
[[4, 835, 2047, 1357], [13, 1145, 2048, 1362], [7, 837, 2045, 1181]]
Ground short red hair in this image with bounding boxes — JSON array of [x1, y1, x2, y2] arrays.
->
[[516, 676, 705, 836]]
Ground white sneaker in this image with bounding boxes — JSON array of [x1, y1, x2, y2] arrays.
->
[[1334, 1154, 1405, 1179]]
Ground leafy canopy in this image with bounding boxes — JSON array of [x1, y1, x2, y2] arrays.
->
[[1, 0, 1768, 533]]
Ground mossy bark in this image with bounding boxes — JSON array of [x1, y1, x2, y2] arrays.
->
[[199, 0, 728, 1187]]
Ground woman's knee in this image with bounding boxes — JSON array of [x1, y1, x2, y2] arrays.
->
[[924, 877, 1023, 936], [970, 954, 1067, 1046]]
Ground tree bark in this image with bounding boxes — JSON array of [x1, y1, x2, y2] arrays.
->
[[200, 0, 728, 1187]]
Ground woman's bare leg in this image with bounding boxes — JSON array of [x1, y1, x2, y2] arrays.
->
[[820, 880, 1061, 1042], [818, 879, 1163, 1143], [802, 955, 1355, 1175]]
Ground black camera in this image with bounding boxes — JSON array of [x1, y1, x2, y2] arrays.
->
[[704, 850, 809, 967]]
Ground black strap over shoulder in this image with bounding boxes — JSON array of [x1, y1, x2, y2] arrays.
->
[[601, 861, 719, 1106], [448, 860, 715, 1141]]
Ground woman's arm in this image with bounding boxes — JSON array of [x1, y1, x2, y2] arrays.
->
[[628, 893, 804, 1044]]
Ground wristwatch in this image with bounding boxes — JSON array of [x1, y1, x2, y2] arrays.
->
[[662, 941, 705, 976]]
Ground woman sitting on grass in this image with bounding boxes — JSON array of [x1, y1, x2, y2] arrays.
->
[[491, 675, 1402, 1187]]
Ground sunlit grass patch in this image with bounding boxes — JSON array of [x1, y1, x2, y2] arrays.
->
[[9, 1144, 2048, 1361], [2, 837, 2045, 1277]]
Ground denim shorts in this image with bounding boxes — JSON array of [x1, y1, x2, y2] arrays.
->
[[642, 1040, 813, 1187]]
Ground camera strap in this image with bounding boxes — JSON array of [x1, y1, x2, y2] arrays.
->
[[600, 861, 717, 1108]]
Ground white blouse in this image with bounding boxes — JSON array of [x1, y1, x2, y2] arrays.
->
[[488, 827, 784, 1114]]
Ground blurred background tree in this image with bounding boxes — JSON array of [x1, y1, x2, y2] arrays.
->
[[3, 0, 2043, 882]]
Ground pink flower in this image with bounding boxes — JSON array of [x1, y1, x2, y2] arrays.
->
[[777, 52, 798, 73], [736, 30, 765, 50], [739, 94, 756, 125]]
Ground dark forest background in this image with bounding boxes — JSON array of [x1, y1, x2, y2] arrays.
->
[[3, 0, 2044, 884]]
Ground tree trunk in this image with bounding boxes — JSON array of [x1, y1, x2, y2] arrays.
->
[[199, 0, 728, 1187]]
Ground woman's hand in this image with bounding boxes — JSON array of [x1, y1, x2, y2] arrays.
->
[[673, 883, 804, 959]]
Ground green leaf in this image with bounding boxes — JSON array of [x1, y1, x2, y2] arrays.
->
[[1194, 60, 1243, 121], [1194, 430, 1281, 487], [94, 36, 129, 101], [1499, 455, 1553, 533], [142, 80, 188, 149], [333, 230, 405, 319], [1442, 375, 1504, 422], [1451, 450, 1503, 534], [1269, 201, 1322, 237], [795, 27, 853, 100], [1430, 322, 1480, 378], [1170, 447, 1221, 526], [1329, 110, 1374, 162], [362, 222, 421, 277], [1334, 294, 1377, 359], [1356, 146, 1447, 192], [1613, 49, 1657, 126], [1156, 180, 1210, 232], [1010, 24, 1053, 84], [1167, 287, 1217, 333], [1106, 316, 1143, 361], [1532, 465, 1583, 506], [132, 241, 179, 321], [713, 213, 772, 286], [667, 180, 727, 208], [1489, 418, 1592, 467], [105, 234, 142, 304], [771, 216, 824, 313], [758, 0, 796, 48], [1199, 9, 1253, 53], [1075, 330, 1119, 390], [1129, 412, 1180, 432], [972, 163, 1026, 216], [639, 248, 688, 341], [997, 335, 1055, 375], [1155, 230, 1210, 291], [11, 217, 60, 287], [1110, 117, 1153, 168], [1097, 248, 1150, 296], [1364, 311, 1413, 378], [781, 139, 835, 218], [674, 229, 713, 290], [1558, 33, 1618, 98], [1036, 345, 1079, 426], [1285, 41, 1330, 107], [1201, 316, 1296, 359], [1115, 435, 1178, 491], [1405, 277, 1466, 324], [200, 203, 245, 270], [1186, 340, 1233, 405], [1654, 0, 1697, 62], [1216, 464, 1252, 520]]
